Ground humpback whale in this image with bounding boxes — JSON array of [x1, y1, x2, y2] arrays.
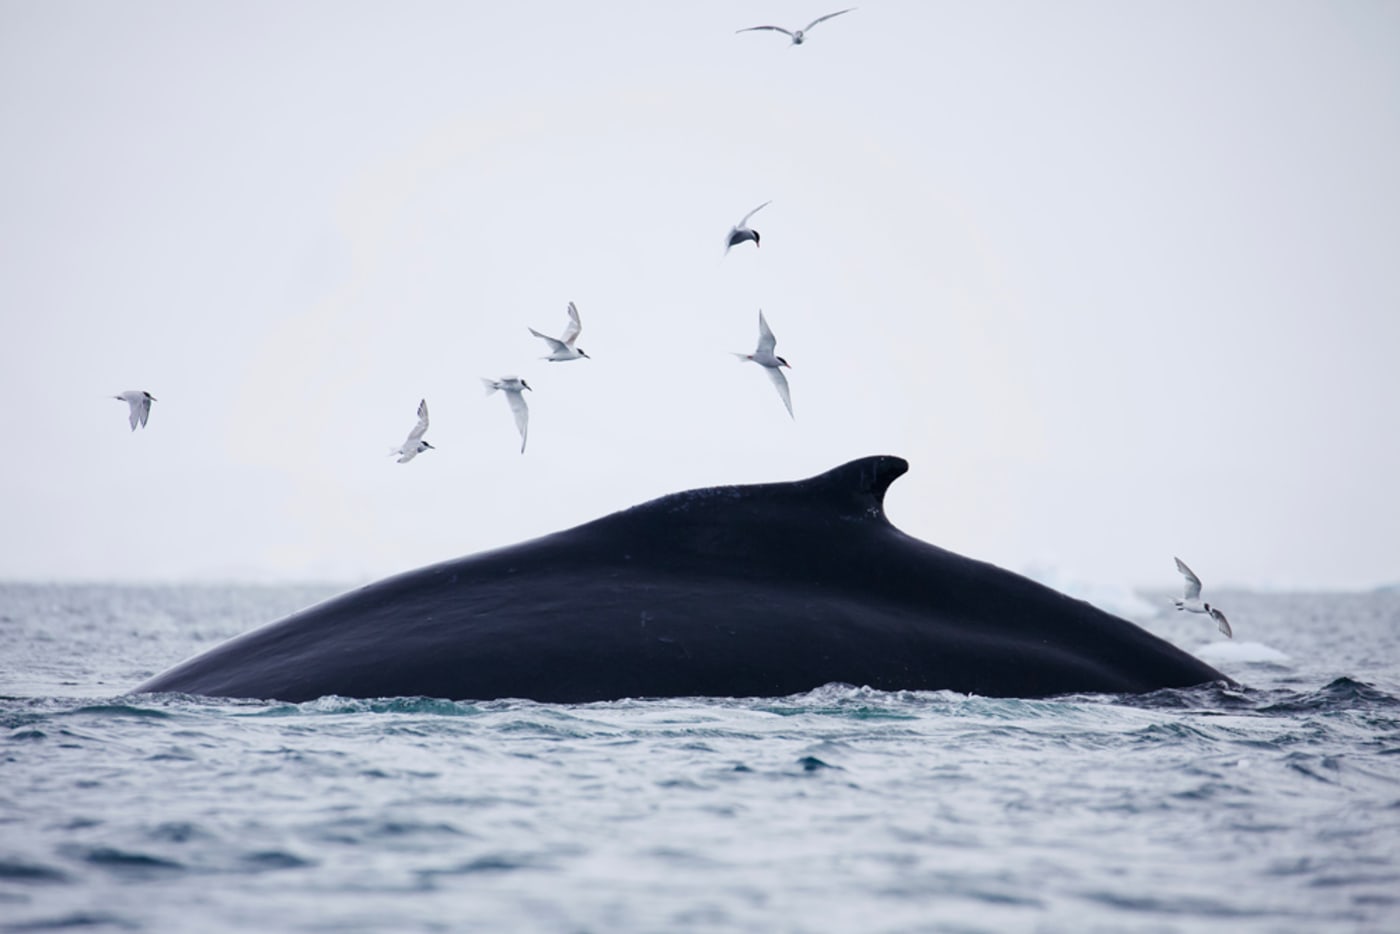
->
[[135, 456, 1230, 702]]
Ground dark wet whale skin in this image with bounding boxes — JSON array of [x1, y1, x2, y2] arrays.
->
[[135, 456, 1230, 702]]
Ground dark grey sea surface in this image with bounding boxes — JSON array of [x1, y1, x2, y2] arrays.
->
[[1, 582, 1398, 932]]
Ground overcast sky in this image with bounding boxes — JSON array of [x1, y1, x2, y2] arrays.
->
[[2, 1, 1397, 593]]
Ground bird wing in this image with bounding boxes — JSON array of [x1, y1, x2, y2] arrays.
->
[[1210, 607, 1232, 638], [506, 390, 529, 453], [561, 301, 582, 347], [756, 310, 778, 355], [396, 448, 418, 464], [127, 399, 142, 431], [765, 366, 794, 418], [137, 396, 151, 427], [738, 200, 772, 227], [737, 25, 794, 37], [1174, 557, 1202, 601], [804, 8, 855, 31], [404, 399, 429, 444], [529, 327, 569, 354]]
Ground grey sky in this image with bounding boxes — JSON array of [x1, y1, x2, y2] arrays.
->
[[2, 1, 1397, 590]]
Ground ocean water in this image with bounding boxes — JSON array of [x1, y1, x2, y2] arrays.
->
[[2, 583, 1398, 933]]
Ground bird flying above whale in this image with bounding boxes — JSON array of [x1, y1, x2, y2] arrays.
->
[[482, 376, 531, 453], [530, 301, 589, 362], [389, 399, 433, 463], [113, 390, 155, 431], [737, 9, 856, 46], [724, 201, 771, 254], [1172, 556, 1233, 637], [734, 310, 794, 418]]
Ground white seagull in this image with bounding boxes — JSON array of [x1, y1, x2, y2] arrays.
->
[[389, 398, 434, 463], [529, 301, 589, 361], [1172, 557, 1233, 637], [724, 200, 771, 254], [734, 310, 794, 418], [113, 390, 156, 431], [737, 8, 856, 45], [482, 376, 532, 453]]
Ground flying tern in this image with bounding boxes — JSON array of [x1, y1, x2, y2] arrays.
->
[[389, 398, 434, 463], [482, 376, 532, 453], [737, 8, 856, 45], [1172, 556, 1232, 637], [529, 301, 589, 361], [734, 310, 794, 418], [113, 390, 156, 431], [725, 200, 771, 254]]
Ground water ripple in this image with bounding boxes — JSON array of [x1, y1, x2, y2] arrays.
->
[[3, 586, 1400, 931]]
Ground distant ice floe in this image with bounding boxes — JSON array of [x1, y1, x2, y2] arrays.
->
[[1194, 641, 1291, 665], [1022, 565, 1161, 620]]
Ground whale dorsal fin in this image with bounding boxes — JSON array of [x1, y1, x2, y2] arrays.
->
[[613, 455, 910, 530], [794, 455, 908, 522]]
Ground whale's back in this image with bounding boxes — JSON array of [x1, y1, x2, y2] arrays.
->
[[135, 457, 1229, 702]]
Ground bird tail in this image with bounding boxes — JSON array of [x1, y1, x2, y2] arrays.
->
[[481, 378, 500, 395]]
